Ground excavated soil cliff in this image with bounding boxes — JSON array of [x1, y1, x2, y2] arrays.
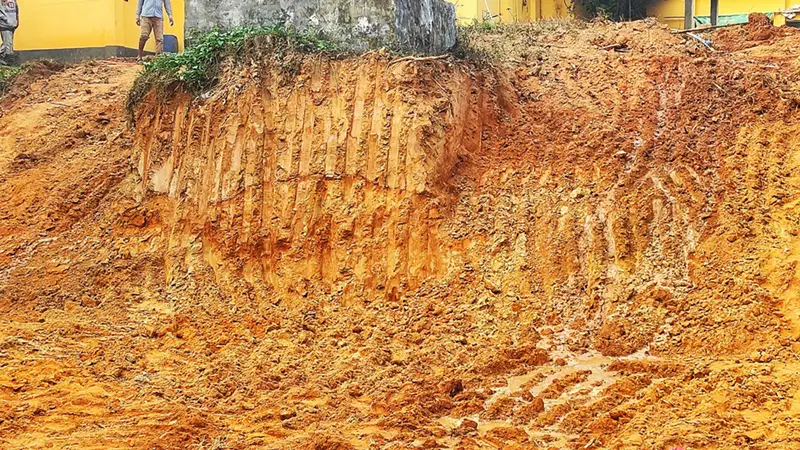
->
[[4, 19, 800, 450]]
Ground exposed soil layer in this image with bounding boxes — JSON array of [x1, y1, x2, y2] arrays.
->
[[710, 13, 797, 52], [3, 21, 800, 450]]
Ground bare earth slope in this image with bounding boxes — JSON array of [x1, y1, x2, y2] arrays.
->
[[3, 20, 800, 450]]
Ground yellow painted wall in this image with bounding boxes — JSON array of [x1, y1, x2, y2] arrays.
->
[[495, 0, 528, 22], [15, 0, 183, 53], [539, 0, 572, 19], [451, 0, 481, 22], [16, 0, 112, 50], [448, 0, 573, 23], [648, 0, 793, 29]]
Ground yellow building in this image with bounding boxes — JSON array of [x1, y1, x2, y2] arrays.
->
[[451, 0, 798, 28], [448, 0, 574, 23], [647, 0, 795, 29], [15, 0, 184, 62]]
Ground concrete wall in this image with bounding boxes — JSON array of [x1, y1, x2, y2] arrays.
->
[[185, 0, 457, 54], [395, 0, 457, 53]]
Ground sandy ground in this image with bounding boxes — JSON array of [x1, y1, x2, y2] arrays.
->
[[3, 17, 800, 450]]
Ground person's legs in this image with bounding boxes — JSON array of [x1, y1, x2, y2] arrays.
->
[[0, 30, 14, 65], [153, 17, 164, 54], [138, 18, 153, 59], [0, 30, 13, 58]]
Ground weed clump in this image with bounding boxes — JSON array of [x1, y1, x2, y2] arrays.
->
[[0, 65, 21, 95], [126, 26, 340, 116]]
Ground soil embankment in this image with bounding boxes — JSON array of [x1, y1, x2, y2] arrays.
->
[[3, 19, 800, 449]]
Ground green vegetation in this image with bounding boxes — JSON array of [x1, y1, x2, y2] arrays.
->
[[0, 65, 21, 95], [126, 25, 340, 116], [0, 60, 66, 98], [145, 25, 337, 91]]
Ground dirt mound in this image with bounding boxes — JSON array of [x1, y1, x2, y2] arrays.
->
[[712, 12, 797, 51], [1, 59, 66, 98], [3, 20, 800, 450], [748, 12, 776, 40]]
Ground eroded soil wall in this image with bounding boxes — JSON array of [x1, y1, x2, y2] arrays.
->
[[134, 57, 485, 301]]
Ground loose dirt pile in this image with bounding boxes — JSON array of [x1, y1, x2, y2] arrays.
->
[[747, 13, 777, 40], [3, 20, 800, 450], [711, 13, 796, 52]]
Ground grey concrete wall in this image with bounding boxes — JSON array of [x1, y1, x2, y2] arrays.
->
[[185, 0, 456, 54], [394, 0, 457, 54], [18, 46, 140, 64]]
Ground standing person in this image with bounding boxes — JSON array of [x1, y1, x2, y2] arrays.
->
[[136, 0, 173, 60], [0, 0, 18, 65]]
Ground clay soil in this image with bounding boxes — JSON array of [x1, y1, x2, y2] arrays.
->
[[4, 18, 800, 450]]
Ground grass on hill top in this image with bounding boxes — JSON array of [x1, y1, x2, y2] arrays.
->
[[125, 19, 590, 117], [126, 25, 340, 116], [0, 65, 21, 95]]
